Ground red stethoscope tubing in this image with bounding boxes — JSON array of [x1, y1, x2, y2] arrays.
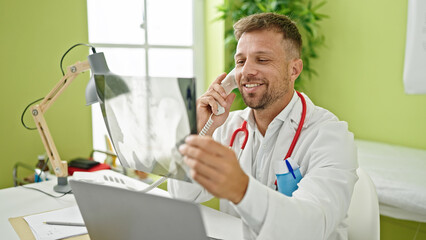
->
[[228, 91, 307, 185], [229, 121, 248, 149], [284, 91, 307, 160]]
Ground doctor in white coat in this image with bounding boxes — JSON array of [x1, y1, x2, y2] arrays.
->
[[168, 13, 358, 240]]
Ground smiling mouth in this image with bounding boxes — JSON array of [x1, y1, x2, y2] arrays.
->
[[244, 83, 262, 88]]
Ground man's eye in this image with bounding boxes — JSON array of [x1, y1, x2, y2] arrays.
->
[[236, 60, 245, 65], [258, 59, 268, 62]]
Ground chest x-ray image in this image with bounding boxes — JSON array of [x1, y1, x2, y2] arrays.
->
[[93, 70, 196, 182]]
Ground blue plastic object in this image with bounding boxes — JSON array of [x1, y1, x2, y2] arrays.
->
[[276, 161, 302, 197]]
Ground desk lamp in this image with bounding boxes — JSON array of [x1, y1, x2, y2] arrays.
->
[[30, 48, 126, 193]]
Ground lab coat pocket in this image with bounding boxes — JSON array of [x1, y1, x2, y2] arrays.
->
[[276, 168, 302, 197]]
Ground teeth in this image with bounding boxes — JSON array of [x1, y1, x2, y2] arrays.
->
[[245, 84, 260, 88]]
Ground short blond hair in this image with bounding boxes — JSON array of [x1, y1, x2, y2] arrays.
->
[[234, 13, 302, 58]]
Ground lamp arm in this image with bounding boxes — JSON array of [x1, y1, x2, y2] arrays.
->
[[30, 60, 91, 177]]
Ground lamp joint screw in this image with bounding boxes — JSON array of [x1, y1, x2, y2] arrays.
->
[[71, 66, 77, 73], [32, 109, 38, 116]]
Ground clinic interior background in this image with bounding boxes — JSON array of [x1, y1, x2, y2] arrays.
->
[[1, 1, 426, 239], [1, 1, 425, 192]]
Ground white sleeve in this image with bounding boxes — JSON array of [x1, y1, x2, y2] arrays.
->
[[232, 175, 268, 234], [234, 122, 358, 239], [167, 178, 214, 203]]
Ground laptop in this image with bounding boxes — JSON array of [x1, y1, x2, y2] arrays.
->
[[69, 170, 243, 240], [69, 177, 212, 240]]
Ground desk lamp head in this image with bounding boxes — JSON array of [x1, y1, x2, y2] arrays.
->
[[86, 52, 109, 105], [86, 52, 130, 105]]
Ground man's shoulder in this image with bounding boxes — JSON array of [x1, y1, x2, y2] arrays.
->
[[300, 97, 357, 169], [304, 96, 346, 129], [310, 105, 340, 123], [298, 97, 353, 145], [303, 105, 355, 156]]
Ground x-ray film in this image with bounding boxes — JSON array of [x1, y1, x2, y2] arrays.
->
[[94, 73, 196, 182]]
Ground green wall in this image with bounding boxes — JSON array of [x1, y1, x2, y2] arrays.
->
[[304, 0, 426, 150], [381, 215, 426, 240], [201, 0, 224, 211], [204, 0, 225, 88], [0, 0, 92, 189]]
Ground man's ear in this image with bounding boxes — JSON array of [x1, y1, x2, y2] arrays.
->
[[289, 58, 303, 82]]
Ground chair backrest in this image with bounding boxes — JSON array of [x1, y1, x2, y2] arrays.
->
[[347, 168, 380, 240]]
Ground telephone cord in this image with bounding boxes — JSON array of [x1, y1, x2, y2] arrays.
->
[[199, 113, 214, 136]]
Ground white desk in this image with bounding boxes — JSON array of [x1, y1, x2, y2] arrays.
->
[[1, 177, 243, 240], [1, 180, 76, 239]]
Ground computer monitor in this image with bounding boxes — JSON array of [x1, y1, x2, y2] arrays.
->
[[93, 71, 197, 182]]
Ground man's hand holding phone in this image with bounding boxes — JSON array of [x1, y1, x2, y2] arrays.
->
[[196, 71, 237, 135]]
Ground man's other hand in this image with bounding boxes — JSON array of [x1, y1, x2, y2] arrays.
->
[[179, 135, 248, 204]]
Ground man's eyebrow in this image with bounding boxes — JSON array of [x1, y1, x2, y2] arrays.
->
[[254, 50, 274, 55], [234, 50, 274, 59], [234, 53, 244, 59]]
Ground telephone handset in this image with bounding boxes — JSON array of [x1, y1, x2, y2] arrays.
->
[[199, 69, 237, 136], [215, 68, 237, 115]]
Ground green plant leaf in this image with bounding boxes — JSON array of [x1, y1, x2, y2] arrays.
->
[[256, 2, 267, 12], [312, 1, 327, 11], [314, 13, 329, 20]]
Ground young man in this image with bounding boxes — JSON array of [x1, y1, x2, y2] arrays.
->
[[169, 13, 358, 240]]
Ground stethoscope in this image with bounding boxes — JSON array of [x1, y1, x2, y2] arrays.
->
[[229, 91, 307, 189]]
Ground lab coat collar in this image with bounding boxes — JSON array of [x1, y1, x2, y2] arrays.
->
[[287, 91, 314, 129], [274, 90, 299, 123], [237, 91, 314, 130], [238, 107, 255, 130]]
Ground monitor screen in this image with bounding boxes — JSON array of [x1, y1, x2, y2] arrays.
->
[[94, 73, 196, 182]]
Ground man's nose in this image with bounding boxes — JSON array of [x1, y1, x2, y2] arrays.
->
[[241, 60, 258, 77]]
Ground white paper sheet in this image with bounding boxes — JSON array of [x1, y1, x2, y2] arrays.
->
[[23, 206, 87, 240], [403, 0, 426, 94]]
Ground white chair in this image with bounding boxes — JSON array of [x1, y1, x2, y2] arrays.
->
[[347, 168, 380, 240]]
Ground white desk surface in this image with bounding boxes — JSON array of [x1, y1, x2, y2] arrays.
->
[[1, 178, 243, 240], [1, 180, 76, 240]]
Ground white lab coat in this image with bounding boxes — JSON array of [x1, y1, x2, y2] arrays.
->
[[168, 92, 358, 240]]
